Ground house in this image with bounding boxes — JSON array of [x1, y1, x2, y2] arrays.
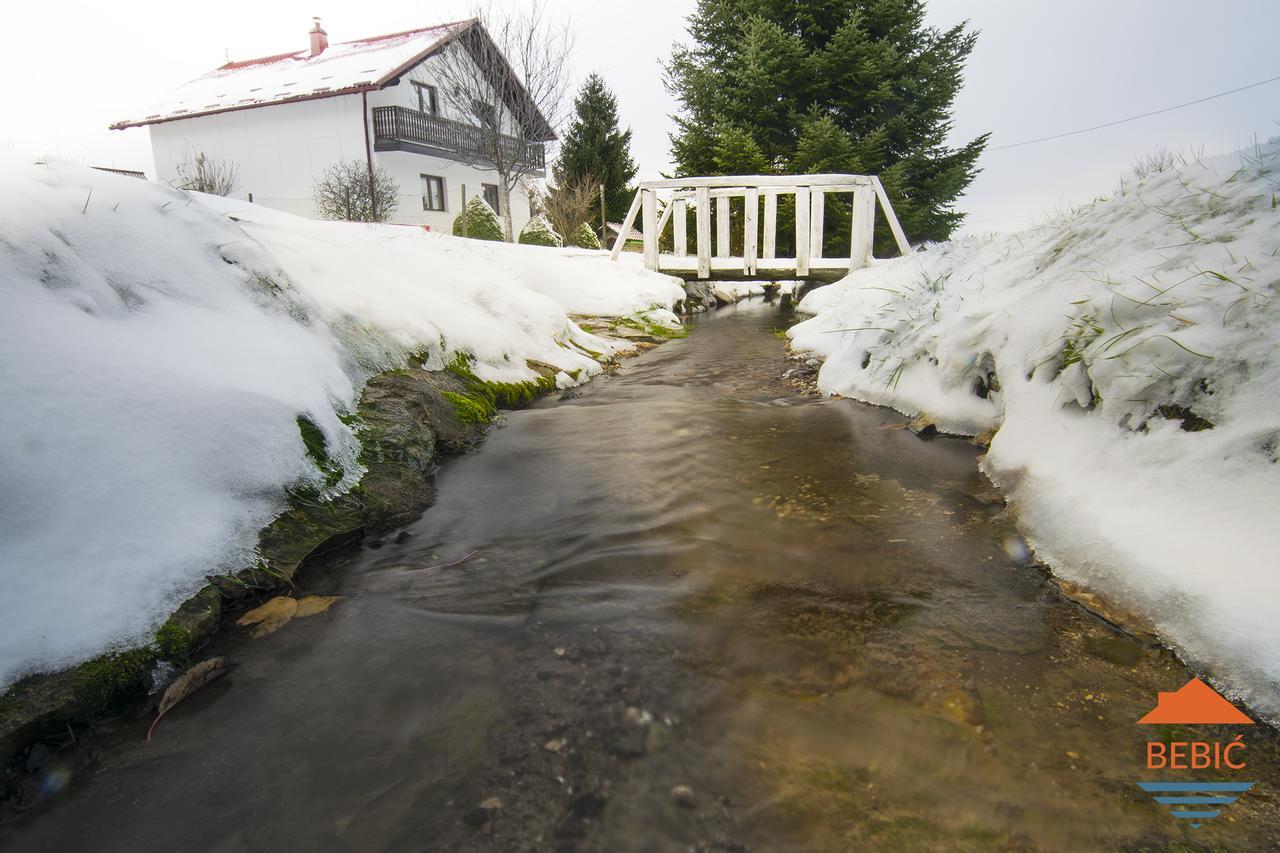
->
[[110, 19, 554, 232]]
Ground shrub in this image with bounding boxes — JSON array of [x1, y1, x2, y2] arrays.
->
[[312, 160, 399, 222], [452, 196, 505, 241], [519, 216, 562, 247], [175, 145, 239, 196], [568, 222, 602, 249]]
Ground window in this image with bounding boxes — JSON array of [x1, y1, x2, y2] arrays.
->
[[421, 175, 445, 212], [482, 183, 500, 214], [413, 82, 439, 115]]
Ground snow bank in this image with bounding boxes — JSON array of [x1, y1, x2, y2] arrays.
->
[[791, 140, 1280, 718], [0, 154, 683, 687]]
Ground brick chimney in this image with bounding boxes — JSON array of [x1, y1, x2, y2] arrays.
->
[[309, 18, 328, 56]]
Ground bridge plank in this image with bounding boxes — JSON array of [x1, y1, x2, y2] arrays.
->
[[715, 196, 731, 258], [673, 199, 687, 257], [810, 190, 825, 260], [640, 174, 873, 189], [642, 188, 658, 271], [795, 187, 811, 277], [850, 187, 875, 269], [696, 186, 711, 279], [610, 190, 643, 261], [871, 177, 912, 256], [763, 192, 777, 259]]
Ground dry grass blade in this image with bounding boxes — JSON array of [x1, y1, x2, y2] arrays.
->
[[146, 657, 231, 741]]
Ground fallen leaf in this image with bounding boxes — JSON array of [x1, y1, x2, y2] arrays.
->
[[878, 422, 910, 430], [294, 595, 341, 618], [236, 595, 298, 637], [147, 657, 231, 740]]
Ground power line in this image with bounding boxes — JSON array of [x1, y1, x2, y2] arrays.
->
[[988, 73, 1280, 151]]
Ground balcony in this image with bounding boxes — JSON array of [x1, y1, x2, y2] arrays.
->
[[371, 106, 545, 171]]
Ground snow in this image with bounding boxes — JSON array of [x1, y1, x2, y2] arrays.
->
[[791, 140, 1280, 719], [0, 154, 684, 687], [111, 22, 470, 128]]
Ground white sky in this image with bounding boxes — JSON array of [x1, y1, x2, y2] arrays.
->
[[3, 0, 1277, 236]]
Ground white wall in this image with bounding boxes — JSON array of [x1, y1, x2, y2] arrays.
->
[[147, 44, 543, 235], [375, 149, 533, 234], [149, 94, 366, 218]]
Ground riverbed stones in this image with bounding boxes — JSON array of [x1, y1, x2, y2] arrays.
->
[[670, 784, 697, 809]]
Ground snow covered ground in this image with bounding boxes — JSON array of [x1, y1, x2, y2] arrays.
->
[[791, 140, 1280, 719], [0, 154, 684, 688]]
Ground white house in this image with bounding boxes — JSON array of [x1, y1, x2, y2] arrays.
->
[[111, 19, 553, 233]]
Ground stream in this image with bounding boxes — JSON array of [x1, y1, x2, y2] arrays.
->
[[4, 300, 1280, 851]]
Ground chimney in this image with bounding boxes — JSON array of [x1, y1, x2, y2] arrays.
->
[[309, 18, 328, 56]]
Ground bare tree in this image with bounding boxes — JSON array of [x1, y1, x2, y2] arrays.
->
[[175, 145, 239, 196], [535, 173, 597, 244], [312, 160, 399, 222], [432, 2, 573, 241]]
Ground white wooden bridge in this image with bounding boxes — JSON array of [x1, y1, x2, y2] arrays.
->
[[609, 174, 911, 282]]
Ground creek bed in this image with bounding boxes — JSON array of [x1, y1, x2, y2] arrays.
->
[[4, 300, 1280, 851]]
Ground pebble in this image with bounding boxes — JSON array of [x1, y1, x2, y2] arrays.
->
[[670, 785, 697, 809]]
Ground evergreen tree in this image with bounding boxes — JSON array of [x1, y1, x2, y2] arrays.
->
[[666, 0, 988, 247], [555, 73, 639, 223]]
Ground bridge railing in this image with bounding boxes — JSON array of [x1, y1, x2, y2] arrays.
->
[[609, 175, 910, 281]]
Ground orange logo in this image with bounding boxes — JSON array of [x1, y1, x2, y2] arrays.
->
[[1138, 678, 1254, 725]]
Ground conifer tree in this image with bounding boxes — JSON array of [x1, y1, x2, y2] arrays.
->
[[666, 0, 988, 247], [555, 73, 639, 223]]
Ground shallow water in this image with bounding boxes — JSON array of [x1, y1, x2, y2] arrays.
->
[[5, 300, 1280, 851]]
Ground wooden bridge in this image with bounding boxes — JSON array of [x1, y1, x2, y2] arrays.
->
[[609, 174, 911, 282]]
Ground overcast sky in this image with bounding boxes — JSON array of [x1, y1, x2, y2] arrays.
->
[[3, 0, 1277, 236]]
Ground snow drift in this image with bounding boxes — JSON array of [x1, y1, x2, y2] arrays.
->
[[791, 140, 1280, 719], [0, 154, 684, 687]]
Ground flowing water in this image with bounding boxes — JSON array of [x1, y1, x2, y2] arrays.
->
[[5, 300, 1280, 851]]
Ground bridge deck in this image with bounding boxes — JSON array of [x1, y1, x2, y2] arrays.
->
[[610, 173, 911, 282]]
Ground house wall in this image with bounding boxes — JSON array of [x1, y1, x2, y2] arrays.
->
[[147, 41, 540, 235], [149, 94, 367, 219]]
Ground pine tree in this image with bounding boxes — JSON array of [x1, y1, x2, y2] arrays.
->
[[666, 0, 988, 247], [555, 73, 639, 223]]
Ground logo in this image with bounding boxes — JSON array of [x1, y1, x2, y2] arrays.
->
[[1136, 678, 1255, 829]]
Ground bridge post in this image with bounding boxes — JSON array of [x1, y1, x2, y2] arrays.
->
[[715, 195, 730, 258], [695, 186, 712, 279], [762, 191, 777, 260], [795, 186, 811, 277], [743, 188, 758, 274], [850, 186, 875, 269], [642, 187, 658, 271], [810, 190, 825, 260], [673, 198, 687, 257]]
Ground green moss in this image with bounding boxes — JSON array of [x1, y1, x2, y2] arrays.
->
[[615, 316, 688, 340], [442, 351, 557, 423], [296, 414, 343, 489], [155, 621, 194, 662], [442, 390, 497, 424], [72, 649, 154, 711]]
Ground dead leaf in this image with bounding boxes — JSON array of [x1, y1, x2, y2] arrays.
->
[[146, 657, 231, 740], [878, 422, 910, 430], [236, 595, 298, 637], [294, 595, 340, 618]]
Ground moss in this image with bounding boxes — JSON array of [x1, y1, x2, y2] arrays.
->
[[72, 649, 155, 711], [296, 414, 343, 489], [155, 622, 194, 662], [442, 390, 497, 424], [615, 316, 688, 340]]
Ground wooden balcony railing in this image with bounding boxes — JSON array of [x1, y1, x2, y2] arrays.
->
[[371, 106, 545, 170]]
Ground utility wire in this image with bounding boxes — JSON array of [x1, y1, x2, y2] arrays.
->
[[988, 73, 1280, 151]]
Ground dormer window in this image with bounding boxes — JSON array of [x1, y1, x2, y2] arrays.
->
[[413, 82, 439, 116]]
